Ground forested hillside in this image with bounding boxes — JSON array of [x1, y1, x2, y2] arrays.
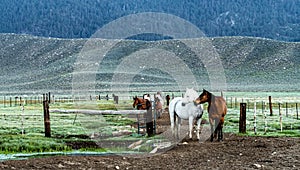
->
[[0, 0, 299, 41]]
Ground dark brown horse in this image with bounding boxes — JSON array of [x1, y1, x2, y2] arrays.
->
[[132, 96, 151, 110], [194, 89, 227, 142]]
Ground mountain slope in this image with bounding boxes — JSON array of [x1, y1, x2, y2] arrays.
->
[[0, 34, 299, 94]]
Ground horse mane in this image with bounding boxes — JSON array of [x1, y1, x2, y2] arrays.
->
[[203, 89, 214, 102]]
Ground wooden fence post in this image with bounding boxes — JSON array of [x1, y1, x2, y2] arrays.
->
[[269, 96, 273, 116], [253, 102, 257, 135], [21, 101, 25, 134], [264, 104, 267, 134], [239, 103, 247, 133], [146, 107, 154, 137], [235, 97, 237, 109], [152, 100, 156, 135], [43, 99, 51, 137], [247, 99, 249, 111], [48, 92, 51, 103], [262, 101, 264, 115], [286, 102, 288, 117], [279, 103, 282, 132], [296, 103, 299, 120]]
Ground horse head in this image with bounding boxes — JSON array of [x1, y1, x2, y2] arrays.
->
[[133, 96, 151, 110], [132, 96, 139, 108], [182, 88, 198, 104], [194, 89, 211, 104], [155, 93, 164, 105]]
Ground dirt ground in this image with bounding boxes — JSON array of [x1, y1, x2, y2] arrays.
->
[[1, 109, 299, 170]]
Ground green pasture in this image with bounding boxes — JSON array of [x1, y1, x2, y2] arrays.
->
[[0, 92, 299, 155], [223, 107, 300, 136], [0, 99, 137, 154]]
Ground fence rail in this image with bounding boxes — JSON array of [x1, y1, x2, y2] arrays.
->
[[50, 109, 147, 115]]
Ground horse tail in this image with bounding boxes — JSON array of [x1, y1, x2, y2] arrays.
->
[[174, 110, 177, 122], [169, 98, 181, 120], [169, 99, 178, 124], [173, 100, 180, 120]]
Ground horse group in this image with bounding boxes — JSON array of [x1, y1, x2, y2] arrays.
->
[[133, 89, 227, 142]]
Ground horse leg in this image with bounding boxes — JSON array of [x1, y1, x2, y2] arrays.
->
[[170, 112, 175, 138], [219, 125, 223, 141], [217, 123, 221, 141], [214, 119, 220, 140], [177, 117, 181, 140], [209, 118, 214, 142], [159, 109, 162, 118], [188, 116, 194, 139], [174, 115, 178, 140], [218, 116, 225, 141], [156, 108, 160, 119], [196, 117, 201, 140]]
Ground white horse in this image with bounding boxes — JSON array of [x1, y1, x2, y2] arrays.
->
[[182, 88, 199, 104], [169, 88, 203, 140]]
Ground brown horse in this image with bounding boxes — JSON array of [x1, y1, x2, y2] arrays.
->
[[132, 96, 153, 136], [154, 94, 164, 118], [132, 96, 151, 110], [194, 89, 227, 142]]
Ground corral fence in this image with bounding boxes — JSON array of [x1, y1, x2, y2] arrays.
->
[[0, 93, 120, 107], [0, 93, 299, 136], [232, 96, 299, 135], [225, 95, 299, 119], [0, 93, 162, 137]]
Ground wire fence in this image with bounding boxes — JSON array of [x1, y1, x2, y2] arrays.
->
[[0, 94, 299, 136]]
